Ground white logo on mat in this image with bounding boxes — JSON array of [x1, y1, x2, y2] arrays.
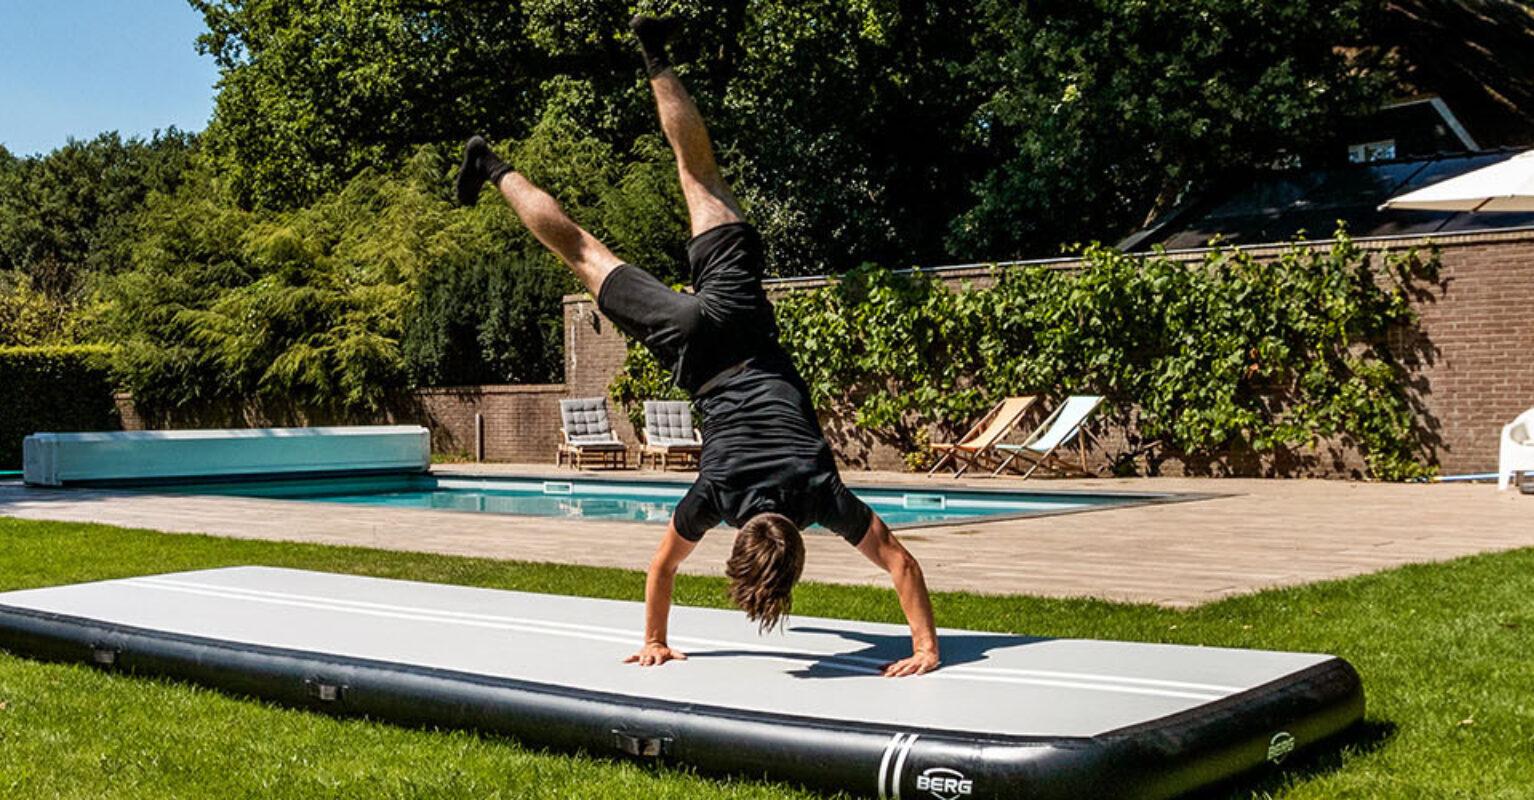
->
[[915, 767, 973, 800], [1267, 731, 1296, 764]]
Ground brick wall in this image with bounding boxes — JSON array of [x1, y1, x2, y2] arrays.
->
[[562, 228, 1534, 477], [415, 384, 565, 461], [113, 394, 142, 431], [1406, 235, 1534, 474], [563, 296, 639, 443]]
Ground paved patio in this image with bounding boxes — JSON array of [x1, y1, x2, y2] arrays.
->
[[1, 464, 1528, 607]]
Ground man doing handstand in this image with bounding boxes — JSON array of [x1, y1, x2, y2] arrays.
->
[[455, 17, 939, 677]]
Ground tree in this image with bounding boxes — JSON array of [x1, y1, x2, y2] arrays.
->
[[11, 1, 1409, 412], [0, 131, 196, 301], [99, 155, 427, 415], [403, 251, 571, 386], [188, 0, 1391, 272], [708, 0, 986, 273], [192, 0, 547, 209], [98, 143, 586, 413], [949, 0, 1387, 258]]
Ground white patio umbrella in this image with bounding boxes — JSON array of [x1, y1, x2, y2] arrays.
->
[[1381, 150, 1534, 212]]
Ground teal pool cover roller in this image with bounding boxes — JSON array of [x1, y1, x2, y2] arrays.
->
[[21, 427, 430, 487]]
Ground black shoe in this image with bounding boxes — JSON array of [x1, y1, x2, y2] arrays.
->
[[629, 15, 678, 76], [456, 135, 510, 207]]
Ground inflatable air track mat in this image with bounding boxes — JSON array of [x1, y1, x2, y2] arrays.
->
[[0, 568, 1362, 798]]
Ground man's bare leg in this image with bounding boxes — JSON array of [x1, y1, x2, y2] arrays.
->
[[494, 173, 622, 297], [455, 135, 621, 296], [649, 69, 743, 237], [632, 17, 744, 237]]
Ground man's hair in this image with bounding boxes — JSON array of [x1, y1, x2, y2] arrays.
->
[[726, 512, 805, 633]]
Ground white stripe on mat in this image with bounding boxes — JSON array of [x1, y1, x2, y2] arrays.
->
[[876, 733, 905, 799], [891, 733, 919, 800], [122, 577, 1236, 700]]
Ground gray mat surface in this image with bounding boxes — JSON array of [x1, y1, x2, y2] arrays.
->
[[0, 567, 1333, 738]]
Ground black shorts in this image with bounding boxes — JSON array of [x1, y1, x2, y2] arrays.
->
[[596, 222, 776, 395]]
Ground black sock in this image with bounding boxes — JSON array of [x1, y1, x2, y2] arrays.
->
[[455, 135, 511, 207], [630, 15, 677, 77]]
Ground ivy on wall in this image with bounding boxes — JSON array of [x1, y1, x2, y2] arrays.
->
[[612, 233, 1439, 480], [609, 337, 690, 434]]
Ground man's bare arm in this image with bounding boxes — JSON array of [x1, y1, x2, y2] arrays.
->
[[625, 521, 698, 666], [855, 513, 941, 676]]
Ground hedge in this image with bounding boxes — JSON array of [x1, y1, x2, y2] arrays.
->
[[0, 345, 121, 469]]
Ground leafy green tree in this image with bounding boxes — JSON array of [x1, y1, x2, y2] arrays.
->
[[96, 159, 269, 413], [98, 141, 598, 414], [0, 273, 88, 347], [950, 0, 1387, 258], [704, 0, 986, 273], [0, 145, 15, 200], [98, 154, 439, 415], [189, 0, 1391, 271], [7, 0, 1411, 420], [0, 131, 196, 303], [192, 0, 545, 209], [402, 252, 571, 387]]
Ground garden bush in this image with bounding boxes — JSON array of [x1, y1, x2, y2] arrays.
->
[[0, 345, 120, 469], [403, 251, 571, 387]]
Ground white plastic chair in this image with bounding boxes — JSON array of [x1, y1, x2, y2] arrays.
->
[[1498, 407, 1534, 491]]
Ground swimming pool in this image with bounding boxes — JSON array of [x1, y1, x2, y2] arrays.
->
[[164, 473, 1175, 529]]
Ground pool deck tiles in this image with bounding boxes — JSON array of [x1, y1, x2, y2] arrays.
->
[[1, 464, 1531, 607]]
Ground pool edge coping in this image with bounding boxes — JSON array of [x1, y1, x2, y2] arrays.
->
[[3, 471, 1233, 533]]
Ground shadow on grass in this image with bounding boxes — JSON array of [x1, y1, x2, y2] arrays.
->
[[1189, 718, 1398, 799]]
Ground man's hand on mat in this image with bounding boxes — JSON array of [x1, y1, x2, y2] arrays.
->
[[626, 641, 688, 667], [883, 649, 940, 677]]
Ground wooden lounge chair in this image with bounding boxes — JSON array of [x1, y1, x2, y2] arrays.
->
[[991, 395, 1105, 478], [639, 400, 702, 470], [556, 397, 629, 469], [926, 396, 1038, 478]]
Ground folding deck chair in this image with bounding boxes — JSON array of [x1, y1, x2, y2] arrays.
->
[[991, 395, 1104, 478], [926, 396, 1038, 478]]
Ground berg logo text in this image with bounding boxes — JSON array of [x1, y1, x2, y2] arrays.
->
[[915, 767, 973, 800]]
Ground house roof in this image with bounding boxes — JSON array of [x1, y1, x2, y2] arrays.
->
[[1120, 149, 1534, 251], [1375, 0, 1534, 150]]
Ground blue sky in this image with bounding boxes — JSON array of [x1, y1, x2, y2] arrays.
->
[[0, 1, 219, 156]]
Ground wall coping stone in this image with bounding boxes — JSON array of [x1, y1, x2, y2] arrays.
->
[[562, 225, 1534, 302]]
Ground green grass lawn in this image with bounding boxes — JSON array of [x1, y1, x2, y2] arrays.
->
[[1, 517, 1531, 798]]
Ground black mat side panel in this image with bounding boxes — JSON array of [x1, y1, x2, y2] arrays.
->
[[0, 604, 1363, 799]]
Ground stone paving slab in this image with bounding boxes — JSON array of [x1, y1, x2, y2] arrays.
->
[[0, 464, 1529, 607]]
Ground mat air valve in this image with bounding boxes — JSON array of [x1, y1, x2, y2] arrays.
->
[[304, 679, 347, 703], [90, 645, 119, 667], [612, 730, 672, 758]]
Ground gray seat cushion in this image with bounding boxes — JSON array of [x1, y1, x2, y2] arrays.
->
[[644, 401, 700, 446], [648, 436, 701, 448], [560, 398, 617, 445], [568, 435, 623, 447]]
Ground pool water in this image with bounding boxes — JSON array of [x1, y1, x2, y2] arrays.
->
[[169, 474, 1158, 528]]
